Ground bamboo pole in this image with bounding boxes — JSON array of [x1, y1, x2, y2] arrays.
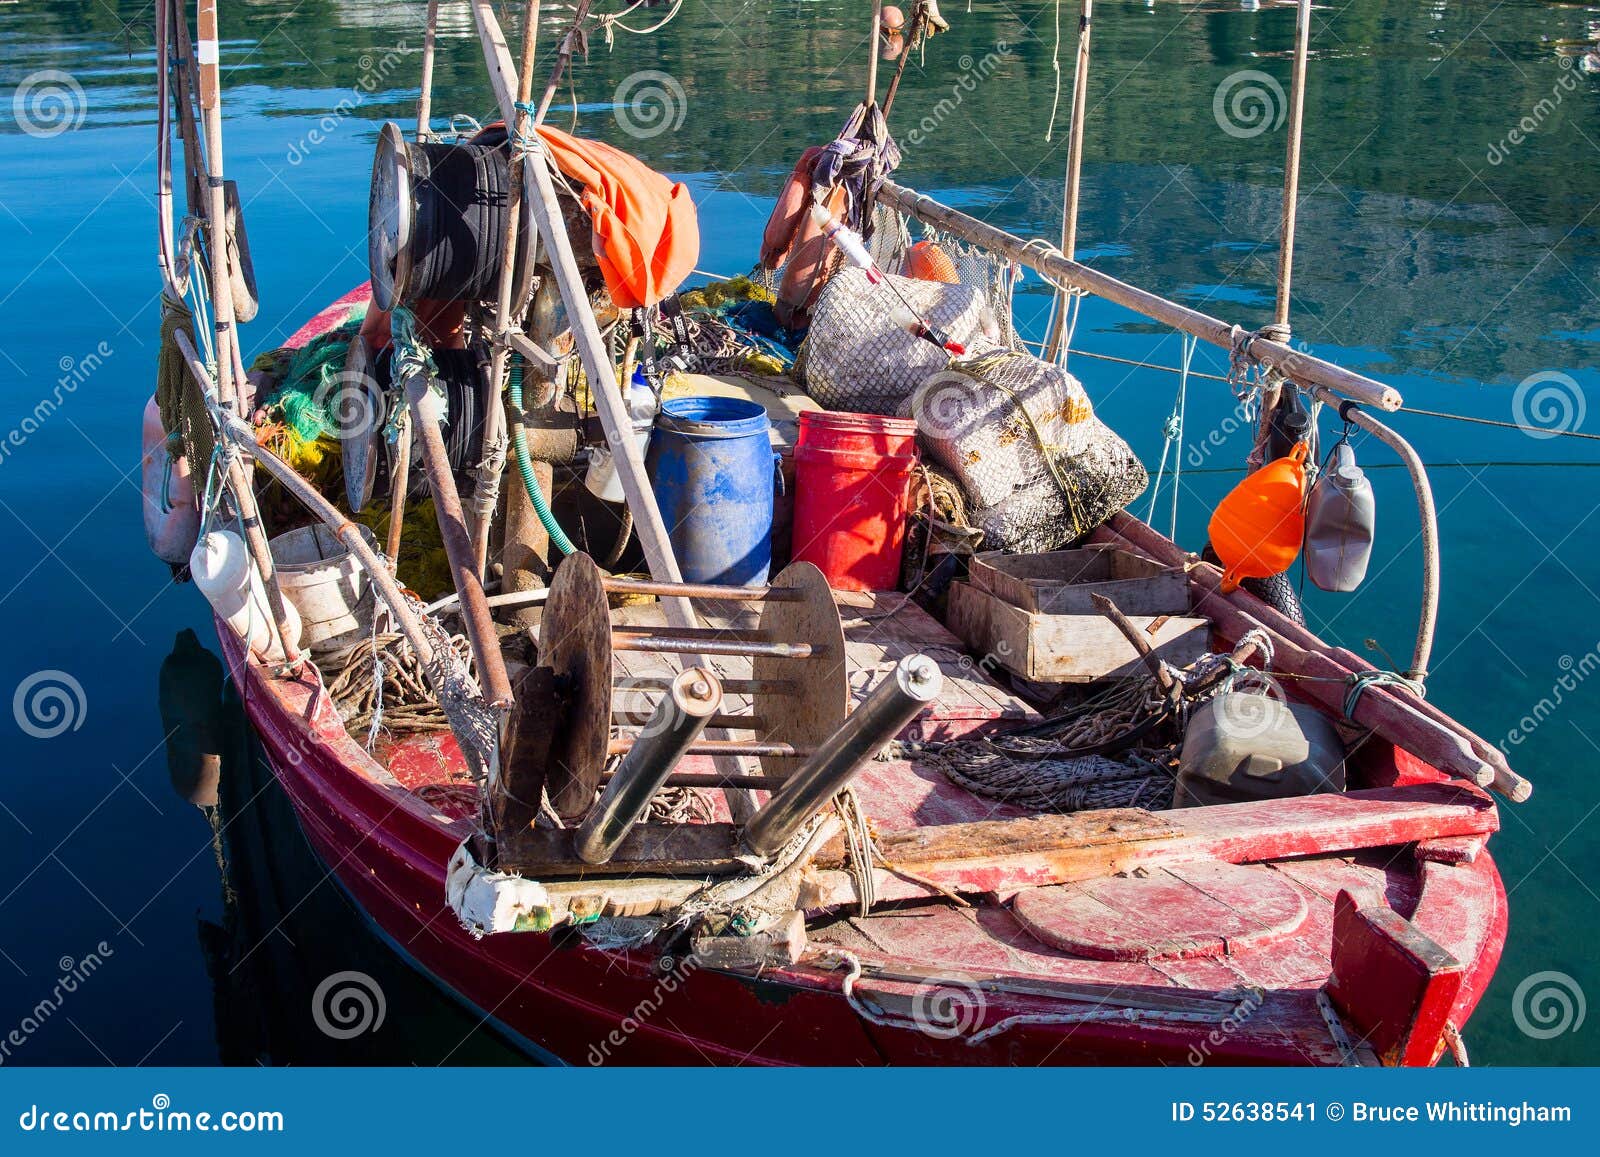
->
[[875, 180, 1403, 410], [416, 0, 440, 141], [1274, 0, 1312, 332], [866, 0, 883, 105], [469, 0, 542, 576], [535, 0, 593, 123], [385, 411, 411, 562], [1042, 0, 1093, 364], [194, 0, 301, 667]]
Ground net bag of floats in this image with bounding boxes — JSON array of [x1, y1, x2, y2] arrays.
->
[[798, 268, 1147, 552]]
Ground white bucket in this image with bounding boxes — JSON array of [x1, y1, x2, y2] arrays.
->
[[269, 523, 379, 655]]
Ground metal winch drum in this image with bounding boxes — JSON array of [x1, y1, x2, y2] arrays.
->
[[502, 553, 943, 864], [367, 121, 539, 313]]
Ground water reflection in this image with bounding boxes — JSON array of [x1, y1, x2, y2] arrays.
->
[[158, 631, 525, 1065]]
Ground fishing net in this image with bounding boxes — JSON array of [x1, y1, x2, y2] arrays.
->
[[798, 269, 1146, 551], [797, 268, 999, 412]]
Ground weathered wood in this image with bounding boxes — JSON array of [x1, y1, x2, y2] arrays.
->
[[494, 822, 744, 877], [947, 580, 1208, 682], [1094, 515, 1529, 800], [691, 909, 807, 971], [800, 783, 1498, 911], [969, 546, 1189, 616], [492, 662, 557, 842], [1326, 888, 1465, 1067], [875, 180, 1403, 411]]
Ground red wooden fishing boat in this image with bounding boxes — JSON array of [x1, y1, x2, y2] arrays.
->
[[149, 0, 1526, 1067]]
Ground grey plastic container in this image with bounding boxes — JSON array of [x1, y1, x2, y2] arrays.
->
[[1175, 691, 1347, 808], [1304, 441, 1375, 593]]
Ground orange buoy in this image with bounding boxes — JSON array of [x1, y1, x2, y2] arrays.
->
[[1207, 442, 1311, 593], [903, 239, 959, 284]]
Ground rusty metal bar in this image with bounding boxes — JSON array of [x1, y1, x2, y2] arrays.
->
[[601, 577, 799, 602], [606, 739, 809, 759], [613, 635, 814, 660]]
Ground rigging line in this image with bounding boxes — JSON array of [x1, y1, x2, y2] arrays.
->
[[1398, 406, 1600, 443], [1181, 460, 1600, 474]]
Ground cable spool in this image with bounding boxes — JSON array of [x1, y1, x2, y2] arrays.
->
[[344, 347, 491, 509], [368, 121, 537, 312]]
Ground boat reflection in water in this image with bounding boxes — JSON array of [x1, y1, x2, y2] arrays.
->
[[159, 630, 527, 1066]]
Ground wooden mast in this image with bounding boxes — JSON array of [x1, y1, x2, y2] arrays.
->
[[193, 0, 301, 667], [1042, 0, 1093, 365], [1274, 0, 1313, 334]]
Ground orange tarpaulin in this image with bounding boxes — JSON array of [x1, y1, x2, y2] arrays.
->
[[535, 125, 700, 310]]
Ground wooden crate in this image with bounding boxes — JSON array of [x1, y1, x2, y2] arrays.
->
[[947, 581, 1210, 683], [969, 546, 1190, 616]]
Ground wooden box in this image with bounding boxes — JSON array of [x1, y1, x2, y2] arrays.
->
[[947, 580, 1209, 683], [969, 546, 1190, 616]]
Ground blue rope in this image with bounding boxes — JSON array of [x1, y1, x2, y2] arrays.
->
[[1343, 669, 1426, 721]]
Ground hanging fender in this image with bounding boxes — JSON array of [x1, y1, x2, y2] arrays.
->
[[760, 146, 824, 271], [775, 182, 848, 331], [141, 394, 202, 567]]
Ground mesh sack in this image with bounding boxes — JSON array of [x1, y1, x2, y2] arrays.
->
[[902, 348, 1147, 553], [796, 268, 1000, 413]]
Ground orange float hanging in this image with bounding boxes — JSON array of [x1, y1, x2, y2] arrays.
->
[[903, 239, 960, 284], [1208, 442, 1311, 592]]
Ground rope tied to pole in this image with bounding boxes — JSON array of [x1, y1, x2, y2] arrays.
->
[[1344, 668, 1426, 721]]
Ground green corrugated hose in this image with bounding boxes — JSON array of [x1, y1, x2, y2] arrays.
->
[[508, 356, 577, 556]]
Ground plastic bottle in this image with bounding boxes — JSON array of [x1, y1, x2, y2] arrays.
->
[[585, 368, 659, 502], [190, 529, 302, 661], [1304, 440, 1375, 592]]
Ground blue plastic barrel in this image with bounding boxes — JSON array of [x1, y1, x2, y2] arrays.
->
[[647, 397, 776, 586]]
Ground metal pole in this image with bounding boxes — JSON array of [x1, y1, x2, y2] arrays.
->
[[576, 668, 721, 864], [404, 371, 516, 709], [1275, 0, 1312, 332], [1043, 0, 1093, 364], [744, 655, 942, 857], [416, 0, 440, 141]]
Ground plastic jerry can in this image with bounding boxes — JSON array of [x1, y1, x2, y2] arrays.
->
[[1175, 689, 1347, 808], [1304, 440, 1375, 592]]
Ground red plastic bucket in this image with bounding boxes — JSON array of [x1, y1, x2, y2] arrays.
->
[[792, 411, 919, 591]]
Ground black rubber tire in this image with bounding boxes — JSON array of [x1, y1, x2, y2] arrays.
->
[[1241, 570, 1306, 625], [1199, 543, 1306, 625]]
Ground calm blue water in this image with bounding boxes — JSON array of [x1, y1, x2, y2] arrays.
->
[[0, 0, 1597, 1066]]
